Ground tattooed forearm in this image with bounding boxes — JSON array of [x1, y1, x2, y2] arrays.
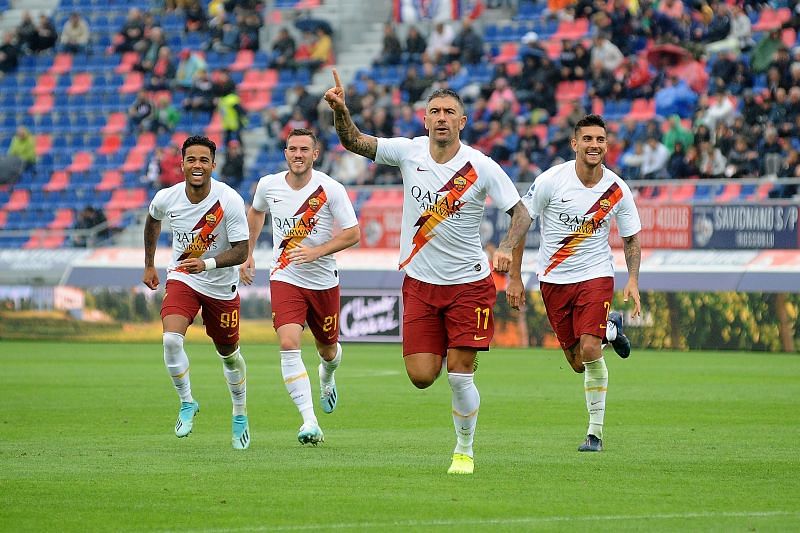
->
[[623, 233, 641, 280], [333, 108, 378, 160], [498, 202, 532, 252], [143, 215, 160, 267]]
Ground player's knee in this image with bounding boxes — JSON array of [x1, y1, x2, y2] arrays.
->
[[570, 360, 585, 373], [407, 372, 435, 389], [163, 332, 184, 356]]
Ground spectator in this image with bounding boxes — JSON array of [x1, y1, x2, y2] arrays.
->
[[207, 12, 240, 52], [218, 89, 248, 145], [16, 12, 38, 54], [112, 8, 145, 54], [769, 149, 800, 197], [487, 77, 520, 116], [329, 144, 369, 185], [174, 49, 208, 90], [285, 85, 320, 123], [60, 12, 90, 55], [184, 0, 208, 32], [662, 114, 694, 153], [724, 136, 759, 178], [450, 19, 484, 65], [641, 136, 671, 179], [393, 104, 424, 138], [150, 95, 180, 134], [0, 32, 19, 75], [307, 27, 333, 70], [147, 47, 177, 91], [697, 140, 727, 179], [700, 89, 735, 133], [182, 69, 216, 113], [220, 140, 245, 188], [425, 20, 455, 64], [34, 14, 58, 54], [135, 26, 167, 74], [72, 206, 109, 247], [269, 28, 296, 69], [620, 140, 646, 179], [239, 12, 262, 51], [127, 90, 154, 133], [758, 126, 784, 176], [7, 126, 36, 173], [158, 145, 184, 188], [400, 62, 434, 105], [404, 26, 427, 63], [667, 142, 700, 178], [375, 23, 402, 66], [751, 29, 783, 74], [590, 32, 624, 73]]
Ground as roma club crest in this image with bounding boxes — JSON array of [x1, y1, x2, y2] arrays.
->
[[599, 199, 611, 212], [205, 213, 218, 226], [452, 176, 467, 192], [308, 197, 321, 211]]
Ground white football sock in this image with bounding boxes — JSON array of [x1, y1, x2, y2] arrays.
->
[[281, 350, 316, 425], [163, 332, 193, 403], [448, 372, 480, 457], [219, 348, 247, 416], [584, 357, 608, 439], [318, 343, 342, 385]]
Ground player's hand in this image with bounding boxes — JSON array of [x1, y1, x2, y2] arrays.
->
[[323, 69, 346, 111], [623, 280, 641, 318], [492, 246, 513, 273], [239, 256, 256, 285], [142, 266, 159, 290], [286, 243, 319, 265], [506, 277, 526, 311], [177, 257, 205, 274]]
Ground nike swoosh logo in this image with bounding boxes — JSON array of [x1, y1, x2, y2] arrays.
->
[[590, 401, 602, 405], [417, 166, 429, 172], [169, 213, 178, 218], [473, 335, 487, 341], [560, 198, 571, 203], [273, 199, 282, 203], [599, 324, 606, 329]]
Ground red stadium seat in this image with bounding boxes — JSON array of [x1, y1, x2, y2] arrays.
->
[[120, 72, 144, 94], [35, 134, 52, 156], [24, 229, 66, 249], [115, 51, 140, 73], [0, 210, 7, 229], [715, 183, 741, 202], [106, 188, 147, 210], [625, 98, 656, 121], [33, 73, 58, 95], [67, 152, 94, 173], [5, 189, 30, 211], [493, 42, 519, 64], [96, 170, 123, 191], [120, 150, 148, 173], [136, 131, 157, 151], [43, 170, 70, 192], [103, 113, 127, 134], [49, 53, 73, 75], [752, 7, 791, 32], [97, 135, 122, 155], [230, 49, 254, 71], [555, 80, 587, 102], [67, 72, 93, 95], [29, 94, 54, 114], [241, 89, 271, 112], [49, 208, 75, 229], [551, 18, 590, 41], [668, 183, 697, 202]]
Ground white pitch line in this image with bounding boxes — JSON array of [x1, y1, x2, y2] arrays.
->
[[172, 510, 799, 533]]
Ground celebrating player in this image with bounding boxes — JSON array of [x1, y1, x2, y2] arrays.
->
[[240, 128, 360, 445], [143, 135, 251, 450], [509, 114, 641, 452], [324, 70, 531, 474]]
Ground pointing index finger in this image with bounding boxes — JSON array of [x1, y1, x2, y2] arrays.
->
[[332, 69, 342, 88]]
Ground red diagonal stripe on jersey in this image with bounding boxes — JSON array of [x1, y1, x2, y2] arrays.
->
[[175, 201, 223, 271], [272, 185, 327, 274], [543, 183, 623, 276], [399, 162, 476, 270]]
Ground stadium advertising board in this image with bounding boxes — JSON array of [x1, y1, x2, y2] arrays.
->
[[339, 290, 402, 342], [359, 204, 403, 248], [692, 204, 799, 249], [609, 204, 692, 249]]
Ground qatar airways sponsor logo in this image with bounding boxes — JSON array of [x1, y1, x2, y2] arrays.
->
[[558, 213, 607, 235], [173, 231, 219, 251], [410, 186, 464, 218], [273, 216, 318, 236]]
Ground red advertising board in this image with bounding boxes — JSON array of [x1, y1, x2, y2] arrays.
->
[[610, 203, 692, 249], [358, 204, 403, 248]]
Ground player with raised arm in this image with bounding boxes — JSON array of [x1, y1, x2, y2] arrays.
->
[[324, 70, 531, 474], [240, 128, 360, 445], [143, 135, 251, 450], [508, 114, 641, 452]]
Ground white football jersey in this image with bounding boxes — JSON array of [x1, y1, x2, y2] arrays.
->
[[251, 169, 358, 290], [521, 161, 641, 284], [376, 136, 520, 285], [149, 179, 249, 300]]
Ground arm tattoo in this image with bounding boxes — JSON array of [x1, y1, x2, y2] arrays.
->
[[623, 233, 641, 280], [143, 216, 160, 267], [333, 108, 377, 160], [498, 202, 532, 251]]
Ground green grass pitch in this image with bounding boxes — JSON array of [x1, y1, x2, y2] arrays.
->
[[1, 341, 798, 531]]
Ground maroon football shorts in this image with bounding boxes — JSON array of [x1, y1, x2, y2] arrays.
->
[[270, 280, 340, 346], [539, 276, 614, 350], [162, 279, 241, 345], [401, 274, 496, 356]]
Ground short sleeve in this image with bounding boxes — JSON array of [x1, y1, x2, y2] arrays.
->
[[375, 137, 414, 167], [148, 189, 167, 220]]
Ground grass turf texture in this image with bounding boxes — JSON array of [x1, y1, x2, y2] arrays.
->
[[1, 341, 798, 532]]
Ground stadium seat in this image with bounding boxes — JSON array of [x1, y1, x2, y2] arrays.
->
[[752, 7, 791, 32], [33, 73, 58, 95], [120, 149, 148, 173], [96, 170, 123, 191], [715, 183, 742, 202], [49, 208, 75, 229], [67, 152, 94, 173], [669, 183, 697, 202], [35, 134, 52, 156], [43, 170, 71, 192], [120, 72, 144, 94], [103, 112, 127, 134], [24, 229, 65, 249], [97, 134, 122, 155], [5, 189, 30, 212], [106, 187, 147, 210], [230, 49, 255, 71], [115, 51, 140, 74], [625, 98, 656, 121], [28, 94, 54, 115], [67, 73, 93, 95], [241, 89, 271, 112], [555, 80, 587, 102], [0, 209, 7, 229], [49, 53, 73, 75], [493, 42, 519, 64], [551, 18, 590, 41]]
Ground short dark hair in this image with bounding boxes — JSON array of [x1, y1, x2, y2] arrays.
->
[[181, 135, 217, 161], [286, 128, 318, 147], [427, 88, 465, 113], [573, 114, 606, 137]]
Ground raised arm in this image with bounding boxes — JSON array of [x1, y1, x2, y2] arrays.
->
[[142, 214, 161, 290], [323, 69, 378, 160], [622, 232, 641, 317]]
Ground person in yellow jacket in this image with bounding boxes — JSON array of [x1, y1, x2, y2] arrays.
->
[[8, 126, 36, 172], [218, 91, 248, 147]]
